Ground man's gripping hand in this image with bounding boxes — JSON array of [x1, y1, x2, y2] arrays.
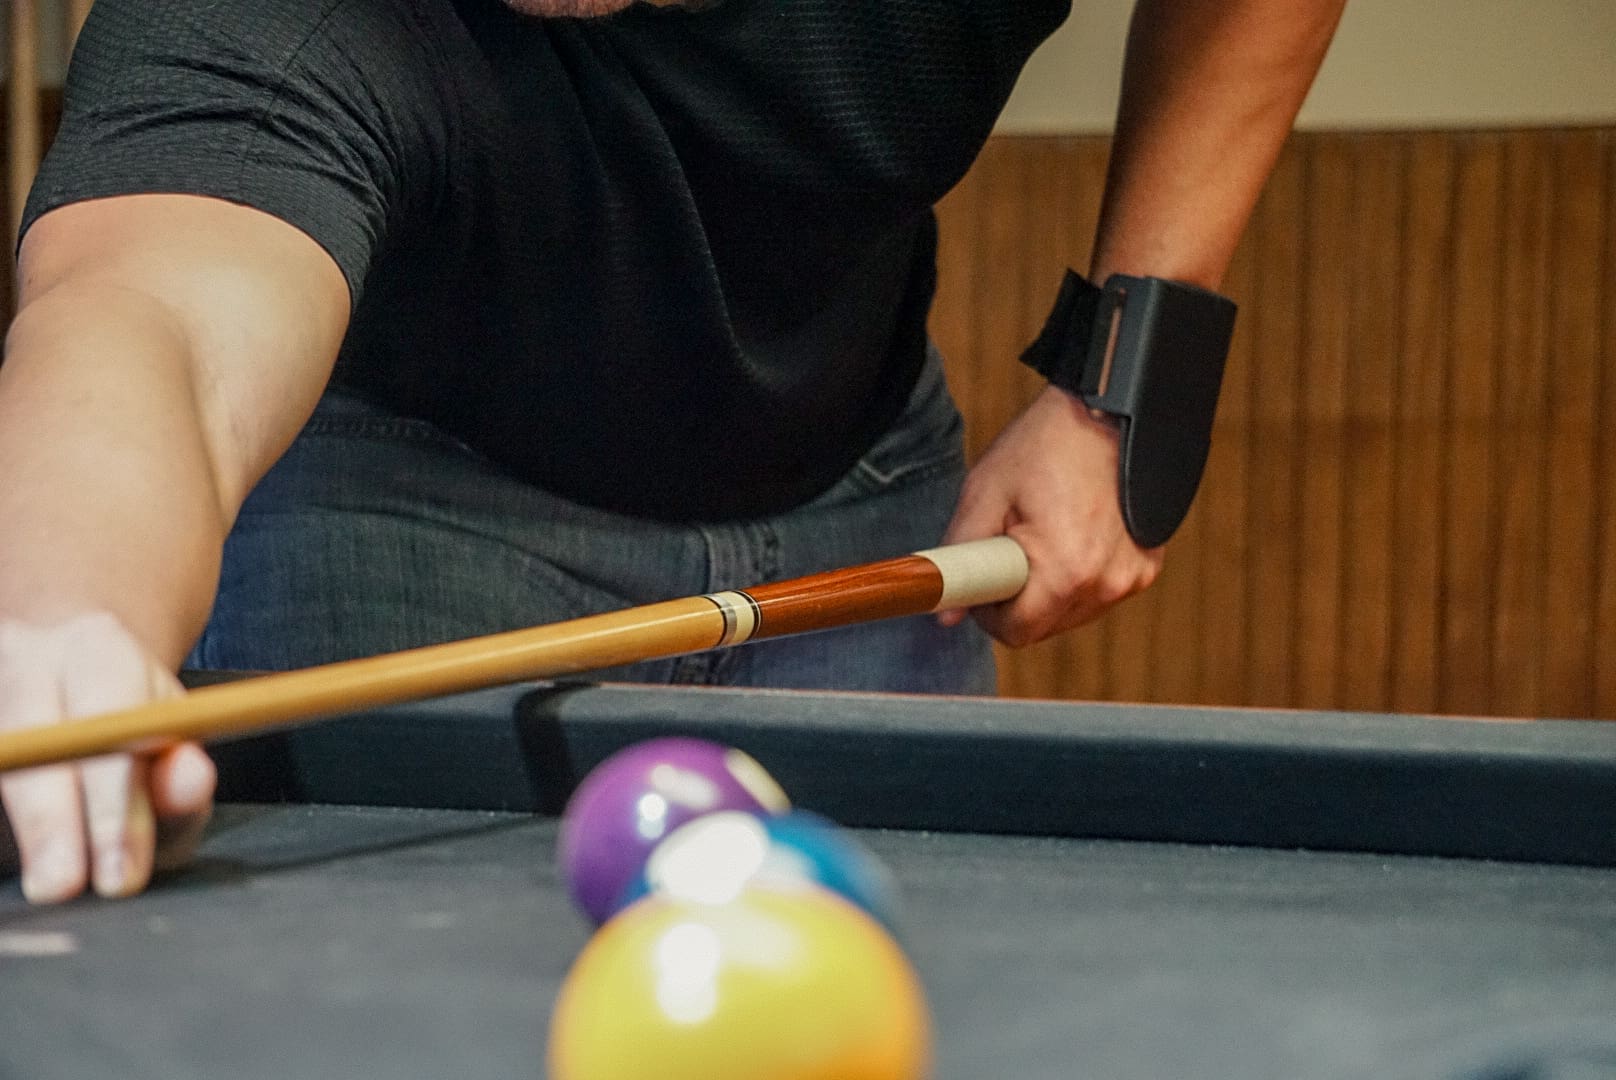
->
[[939, 386, 1162, 646], [0, 614, 214, 903]]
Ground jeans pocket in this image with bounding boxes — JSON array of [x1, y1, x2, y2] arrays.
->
[[302, 393, 487, 462], [829, 353, 968, 503], [849, 419, 965, 493]]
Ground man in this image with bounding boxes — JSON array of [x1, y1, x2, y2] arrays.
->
[[0, 0, 1345, 903]]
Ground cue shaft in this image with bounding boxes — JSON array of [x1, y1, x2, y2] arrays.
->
[[0, 536, 1028, 772]]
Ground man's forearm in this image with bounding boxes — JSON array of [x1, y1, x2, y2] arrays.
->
[[0, 284, 234, 665], [0, 195, 346, 905], [948, 0, 1347, 647], [1092, 0, 1347, 285]]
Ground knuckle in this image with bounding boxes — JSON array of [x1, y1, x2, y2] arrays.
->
[[2, 768, 77, 838], [977, 608, 1029, 649], [1098, 583, 1127, 607], [61, 611, 132, 650], [155, 810, 212, 874], [80, 753, 136, 795], [998, 624, 1037, 649], [1050, 554, 1106, 608], [1136, 558, 1162, 591], [1047, 569, 1084, 605], [0, 620, 39, 680], [956, 468, 1002, 506], [1042, 556, 1092, 604], [1096, 571, 1133, 606]]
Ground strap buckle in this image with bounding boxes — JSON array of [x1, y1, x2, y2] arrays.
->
[[1020, 271, 1237, 547]]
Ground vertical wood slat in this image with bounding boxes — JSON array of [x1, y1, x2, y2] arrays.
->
[[1195, 213, 1255, 707], [1338, 139, 1403, 711], [1539, 134, 1604, 718], [1295, 136, 1354, 707], [931, 128, 1615, 717], [1240, 147, 1307, 707], [1389, 135, 1454, 714], [1597, 135, 1616, 717], [1441, 137, 1505, 714], [1491, 136, 1555, 715]]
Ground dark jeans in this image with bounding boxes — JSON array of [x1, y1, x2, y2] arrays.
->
[[190, 350, 997, 694]]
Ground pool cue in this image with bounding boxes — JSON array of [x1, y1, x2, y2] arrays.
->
[[7, 0, 42, 241], [0, 536, 1029, 773]]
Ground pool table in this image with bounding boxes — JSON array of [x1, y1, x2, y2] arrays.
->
[[3, 680, 1616, 1080]]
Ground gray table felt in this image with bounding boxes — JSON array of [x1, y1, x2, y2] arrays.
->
[[3, 803, 1615, 1080]]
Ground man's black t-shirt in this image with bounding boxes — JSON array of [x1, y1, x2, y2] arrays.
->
[[24, 0, 1070, 521]]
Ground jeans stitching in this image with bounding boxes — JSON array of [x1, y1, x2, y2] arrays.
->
[[304, 417, 443, 439], [849, 446, 964, 494], [302, 417, 485, 463]]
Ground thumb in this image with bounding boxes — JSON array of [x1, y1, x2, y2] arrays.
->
[[936, 494, 1016, 628]]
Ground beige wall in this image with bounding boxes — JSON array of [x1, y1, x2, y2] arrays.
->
[[1002, 0, 1616, 133], [11, 0, 1616, 131]]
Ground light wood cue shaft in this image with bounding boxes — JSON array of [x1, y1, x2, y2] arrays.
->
[[8, 0, 42, 241], [0, 536, 1028, 772]]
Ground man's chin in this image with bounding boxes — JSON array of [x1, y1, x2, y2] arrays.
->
[[500, 0, 639, 16]]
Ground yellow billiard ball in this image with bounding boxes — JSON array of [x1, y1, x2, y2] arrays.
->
[[547, 884, 932, 1080]]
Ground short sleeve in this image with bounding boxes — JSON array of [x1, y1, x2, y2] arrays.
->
[[20, 0, 455, 306]]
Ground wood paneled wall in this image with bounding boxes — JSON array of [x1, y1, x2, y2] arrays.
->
[[934, 130, 1616, 717]]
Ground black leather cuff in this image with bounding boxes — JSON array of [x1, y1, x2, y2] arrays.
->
[[1020, 271, 1237, 547]]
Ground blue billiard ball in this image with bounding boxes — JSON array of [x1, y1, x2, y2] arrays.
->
[[617, 808, 903, 932]]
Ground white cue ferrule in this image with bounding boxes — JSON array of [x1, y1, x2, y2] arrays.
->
[[915, 536, 1030, 610], [704, 590, 762, 646]]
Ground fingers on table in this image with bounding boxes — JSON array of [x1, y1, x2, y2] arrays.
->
[[1, 761, 90, 903], [0, 614, 206, 902], [0, 638, 91, 903], [150, 742, 216, 873]]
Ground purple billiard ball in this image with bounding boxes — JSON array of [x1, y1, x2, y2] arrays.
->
[[557, 737, 790, 925]]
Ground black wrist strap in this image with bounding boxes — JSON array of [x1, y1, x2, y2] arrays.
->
[[1020, 270, 1237, 547]]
